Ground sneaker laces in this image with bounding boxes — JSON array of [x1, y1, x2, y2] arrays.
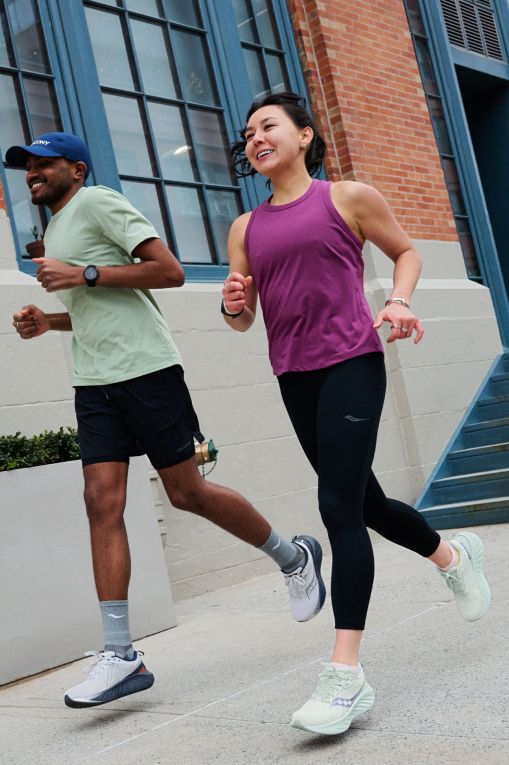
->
[[440, 566, 468, 595], [312, 664, 358, 702], [284, 569, 308, 596], [82, 651, 120, 679]]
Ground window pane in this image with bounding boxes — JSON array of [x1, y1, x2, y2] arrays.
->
[[189, 109, 232, 186], [103, 93, 154, 176], [85, 7, 135, 90], [24, 78, 61, 136], [162, 0, 200, 26], [0, 74, 26, 161], [253, 0, 280, 48], [148, 101, 197, 181], [4, 167, 44, 251], [125, 0, 160, 16], [266, 52, 289, 92], [0, 7, 14, 67], [243, 47, 268, 99], [207, 190, 242, 263], [414, 37, 438, 94], [6, 0, 50, 73], [165, 185, 212, 263], [232, 0, 258, 43], [172, 30, 217, 105], [427, 97, 453, 155], [120, 179, 166, 239], [130, 20, 178, 99]]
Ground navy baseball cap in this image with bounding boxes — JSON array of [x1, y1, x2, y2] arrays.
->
[[5, 132, 92, 179]]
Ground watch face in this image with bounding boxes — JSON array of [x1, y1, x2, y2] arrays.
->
[[84, 266, 97, 280]]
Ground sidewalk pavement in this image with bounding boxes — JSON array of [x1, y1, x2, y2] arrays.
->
[[1, 522, 508, 765]]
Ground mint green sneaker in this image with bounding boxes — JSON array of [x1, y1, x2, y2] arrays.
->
[[438, 531, 491, 622], [290, 664, 374, 735]]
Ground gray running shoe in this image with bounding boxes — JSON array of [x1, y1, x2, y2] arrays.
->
[[284, 535, 326, 622]]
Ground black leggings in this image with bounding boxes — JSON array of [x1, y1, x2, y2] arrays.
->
[[278, 352, 441, 630]]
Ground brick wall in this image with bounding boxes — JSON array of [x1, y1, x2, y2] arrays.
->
[[287, 0, 457, 242]]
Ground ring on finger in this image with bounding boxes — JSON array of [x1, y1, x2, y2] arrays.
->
[[390, 323, 402, 330], [400, 327, 409, 334]]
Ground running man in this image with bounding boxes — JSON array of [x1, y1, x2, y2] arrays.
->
[[8, 131, 325, 709]]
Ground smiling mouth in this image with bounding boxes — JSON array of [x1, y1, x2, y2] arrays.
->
[[29, 181, 45, 192], [256, 149, 274, 160]]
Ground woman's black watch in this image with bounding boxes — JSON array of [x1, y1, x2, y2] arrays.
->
[[220, 298, 243, 319]]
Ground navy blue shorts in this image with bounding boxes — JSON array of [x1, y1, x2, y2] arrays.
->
[[74, 365, 203, 469]]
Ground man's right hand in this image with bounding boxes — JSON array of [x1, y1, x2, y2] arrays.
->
[[13, 305, 49, 339]]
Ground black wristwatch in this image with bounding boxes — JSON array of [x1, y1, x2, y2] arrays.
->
[[220, 298, 243, 319], [83, 264, 99, 287]]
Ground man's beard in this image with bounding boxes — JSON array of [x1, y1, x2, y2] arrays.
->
[[30, 180, 72, 207]]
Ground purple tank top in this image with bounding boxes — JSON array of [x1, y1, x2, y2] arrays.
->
[[245, 179, 383, 376]]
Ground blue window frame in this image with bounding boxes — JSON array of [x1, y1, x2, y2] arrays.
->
[[0, 0, 308, 281]]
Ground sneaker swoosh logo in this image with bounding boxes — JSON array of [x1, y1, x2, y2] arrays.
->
[[330, 686, 363, 708], [271, 540, 281, 550], [108, 614, 126, 619], [344, 415, 370, 422]]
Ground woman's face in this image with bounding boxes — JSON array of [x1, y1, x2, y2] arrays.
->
[[244, 105, 310, 177]]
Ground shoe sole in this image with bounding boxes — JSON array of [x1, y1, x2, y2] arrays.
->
[[64, 669, 155, 709], [453, 531, 491, 621], [294, 535, 327, 621], [291, 682, 375, 735]]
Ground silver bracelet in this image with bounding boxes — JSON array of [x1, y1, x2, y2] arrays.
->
[[385, 297, 410, 309]]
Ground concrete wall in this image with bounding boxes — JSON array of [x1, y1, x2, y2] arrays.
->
[[0, 231, 502, 601], [1, 456, 175, 685]]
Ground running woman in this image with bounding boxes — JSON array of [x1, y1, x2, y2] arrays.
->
[[8, 131, 325, 709], [222, 92, 491, 736]]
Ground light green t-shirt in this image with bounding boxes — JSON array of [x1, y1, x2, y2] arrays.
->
[[44, 185, 182, 386]]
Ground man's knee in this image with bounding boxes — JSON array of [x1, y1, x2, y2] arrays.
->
[[84, 483, 126, 523], [167, 480, 206, 513]]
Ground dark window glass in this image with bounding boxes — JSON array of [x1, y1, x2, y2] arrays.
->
[[189, 109, 232, 186], [172, 30, 217, 105], [125, 0, 160, 16], [243, 47, 268, 99], [0, 6, 13, 67], [6, 0, 50, 73], [130, 20, 178, 99], [427, 96, 453, 155], [253, 0, 280, 48], [414, 37, 438, 92], [207, 189, 242, 263], [5, 167, 44, 250], [24, 78, 61, 136], [120, 179, 166, 239], [148, 101, 197, 182], [266, 52, 289, 92], [103, 93, 154, 176], [165, 185, 212, 263], [233, 0, 258, 43], [0, 73, 25, 159], [85, 7, 135, 90], [162, 0, 200, 27]]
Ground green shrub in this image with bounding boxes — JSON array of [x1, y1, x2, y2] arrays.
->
[[0, 427, 80, 471]]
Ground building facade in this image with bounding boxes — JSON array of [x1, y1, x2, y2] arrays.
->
[[0, 0, 507, 597]]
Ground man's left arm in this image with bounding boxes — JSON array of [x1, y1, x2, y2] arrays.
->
[[33, 237, 185, 292]]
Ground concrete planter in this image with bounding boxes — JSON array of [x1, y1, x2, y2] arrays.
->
[[0, 456, 176, 686]]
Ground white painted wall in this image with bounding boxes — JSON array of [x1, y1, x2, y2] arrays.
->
[[0, 224, 503, 601]]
